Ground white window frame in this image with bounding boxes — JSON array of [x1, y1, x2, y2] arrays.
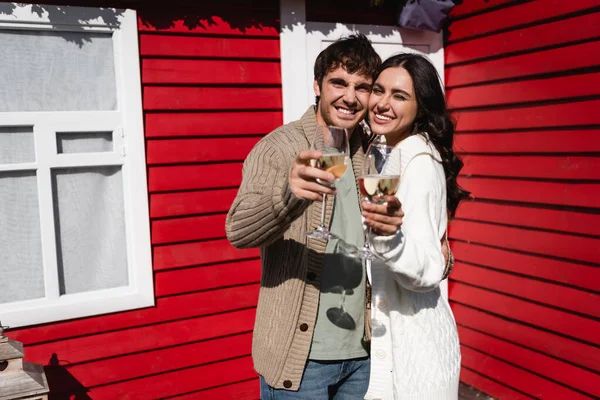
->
[[0, 3, 153, 328]]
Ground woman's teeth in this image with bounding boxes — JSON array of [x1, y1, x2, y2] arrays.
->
[[375, 114, 392, 121]]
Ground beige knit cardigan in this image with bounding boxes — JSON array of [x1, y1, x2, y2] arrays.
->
[[226, 106, 366, 390]]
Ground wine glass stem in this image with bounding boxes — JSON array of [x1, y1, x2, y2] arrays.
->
[[318, 193, 327, 229], [364, 225, 372, 253]]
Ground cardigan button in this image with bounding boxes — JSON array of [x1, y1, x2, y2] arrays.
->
[[306, 272, 317, 282], [375, 350, 386, 359], [299, 323, 309, 332], [283, 380, 293, 388]]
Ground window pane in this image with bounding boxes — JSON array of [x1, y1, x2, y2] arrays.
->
[[0, 126, 35, 164], [52, 167, 128, 295], [0, 171, 45, 304], [57, 131, 114, 154], [0, 29, 117, 112]]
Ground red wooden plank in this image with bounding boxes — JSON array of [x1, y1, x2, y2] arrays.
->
[[454, 100, 600, 131], [450, 241, 599, 292], [65, 333, 252, 388], [144, 87, 282, 110], [455, 202, 600, 237], [88, 356, 257, 399], [138, 14, 279, 37], [446, 41, 600, 87], [459, 326, 600, 398], [452, 263, 600, 318], [447, 72, 600, 109], [168, 379, 259, 400], [143, 59, 281, 84], [450, 282, 600, 344], [451, 302, 600, 373], [447, 0, 600, 42], [147, 137, 260, 164], [458, 177, 600, 208], [446, 12, 600, 64], [460, 154, 600, 180], [460, 368, 533, 400], [155, 260, 261, 297], [11, 287, 257, 346], [450, 0, 518, 18], [145, 111, 281, 138], [150, 188, 239, 218], [24, 306, 257, 365], [140, 35, 280, 58], [148, 162, 243, 192], [450, 220, 600, 265], [152, 214, 226, 244], [153, 238, 259, 271], [460, 345, 593, 400], [454, 130, 600, 153]]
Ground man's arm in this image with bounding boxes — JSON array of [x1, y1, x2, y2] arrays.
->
[[226, 137, 336, 249]]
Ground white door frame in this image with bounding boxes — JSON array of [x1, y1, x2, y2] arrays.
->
[[279, 0, 445, 124]]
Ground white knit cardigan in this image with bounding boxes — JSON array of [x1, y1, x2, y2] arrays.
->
[[364, 134, 461, 400]]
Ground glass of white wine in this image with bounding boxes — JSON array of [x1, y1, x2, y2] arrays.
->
[[306, 125, 350, 240], [354, 141, 401, 260]]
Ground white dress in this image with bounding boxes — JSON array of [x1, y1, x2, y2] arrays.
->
[[364, 134, 461, 400]]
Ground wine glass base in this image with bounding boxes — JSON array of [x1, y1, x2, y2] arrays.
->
[[306, 229, 338, 240], [349, 248, 378, 261]]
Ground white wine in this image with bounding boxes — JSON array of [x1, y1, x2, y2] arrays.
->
[[359, 174, 401, 204], [311, 153, 349, 184]]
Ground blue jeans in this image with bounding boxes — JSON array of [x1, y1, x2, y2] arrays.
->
[[260, 357, 370, 400]]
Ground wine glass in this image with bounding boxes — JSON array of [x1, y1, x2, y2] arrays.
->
[[353, 141, 401, 260], [306, 125, 350, 240]]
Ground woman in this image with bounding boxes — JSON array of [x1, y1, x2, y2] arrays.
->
[[361, 53, 470, 399]]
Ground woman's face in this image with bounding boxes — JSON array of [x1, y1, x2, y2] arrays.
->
[[368, 66, 418, 146]]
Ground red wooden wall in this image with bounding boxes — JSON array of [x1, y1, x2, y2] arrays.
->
[[8, 1, 280, 398], [446, 1, 600, 399]]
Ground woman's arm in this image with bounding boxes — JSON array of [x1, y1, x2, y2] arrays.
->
[[369, 153, 446, 292]]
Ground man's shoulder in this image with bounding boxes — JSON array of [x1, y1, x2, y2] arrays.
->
[[259, 118, 308, 150]]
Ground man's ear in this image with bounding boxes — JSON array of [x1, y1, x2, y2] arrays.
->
[[313, 79, 321, 97]]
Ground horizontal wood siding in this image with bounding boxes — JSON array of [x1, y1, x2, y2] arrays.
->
[[8, 1, 280, 398], [446, 2, 600, 399]]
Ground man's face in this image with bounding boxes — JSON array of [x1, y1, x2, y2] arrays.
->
[[314, 66, 373, 130]]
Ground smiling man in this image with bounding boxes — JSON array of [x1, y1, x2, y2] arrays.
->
[[226, 34, 404, 399]]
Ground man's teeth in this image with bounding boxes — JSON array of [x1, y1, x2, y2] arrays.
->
[[375, 114, 392, 121], [337, 107, 355, 115]]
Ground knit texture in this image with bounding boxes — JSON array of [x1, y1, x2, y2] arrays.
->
[[226, 107, 365, 390], [365, 135, 461, 400]]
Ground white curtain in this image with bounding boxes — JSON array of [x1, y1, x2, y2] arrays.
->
[[0, 29, 117, 112], [52, 166, 128, 295], [0, 127, 35, 164], [0, 171, 45, 303], [57, 131, 114, 154]]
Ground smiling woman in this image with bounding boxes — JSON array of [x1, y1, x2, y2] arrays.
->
[[364, 53, 469, 400]]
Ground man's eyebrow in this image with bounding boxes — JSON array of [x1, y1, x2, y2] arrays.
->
[[328, 77, 347, 85]]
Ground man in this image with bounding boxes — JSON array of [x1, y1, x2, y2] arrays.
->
[[226, 34, 403, 398]]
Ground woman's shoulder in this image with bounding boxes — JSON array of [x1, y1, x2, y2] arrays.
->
[[398, 133, 442, 173]]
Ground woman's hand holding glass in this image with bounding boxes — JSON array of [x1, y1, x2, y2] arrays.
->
[[353, 142, 403, 260]]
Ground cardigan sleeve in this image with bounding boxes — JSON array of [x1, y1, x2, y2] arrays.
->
[[226, 134, 310, 249], [369, 153, 445, 292]]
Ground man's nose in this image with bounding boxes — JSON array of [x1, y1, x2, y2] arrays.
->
[[343, 86, 357, 104]]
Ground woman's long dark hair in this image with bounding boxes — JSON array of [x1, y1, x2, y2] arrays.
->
[[375, 53, 470, 217]]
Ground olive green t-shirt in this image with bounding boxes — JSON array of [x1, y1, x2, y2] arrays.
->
[[309, 161, 367, 360]]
